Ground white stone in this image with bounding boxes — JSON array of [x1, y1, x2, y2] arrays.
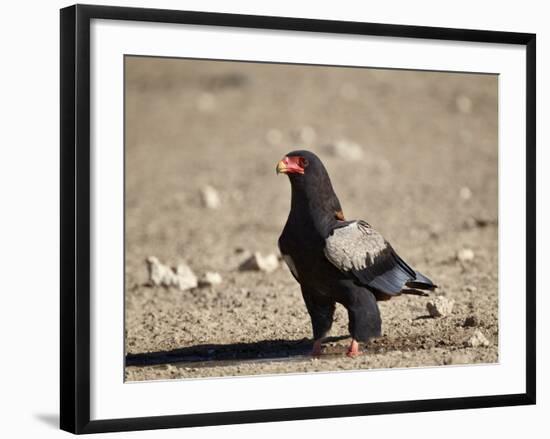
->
[[200, 271, 223, 286], [466, 330, 491, 348], [145, 256, 197, 291], [459, 186, 472, 200], [146, 256, 172, 287], [456, 95, 472, 114], [175, 263, 198, 291], [457, 248, 475, 262], [200, 185, 221, 209], [239, 252, 279, 273], [426, 296, 455, 318]]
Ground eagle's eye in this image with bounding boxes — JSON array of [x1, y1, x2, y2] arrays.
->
[[300, 158, 309, 168]]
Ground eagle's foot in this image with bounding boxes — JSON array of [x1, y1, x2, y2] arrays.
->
[[346, 339, 362, 358], [311, 339, 323, 357]]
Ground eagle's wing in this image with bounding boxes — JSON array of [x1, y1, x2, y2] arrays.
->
[[324, 220, 434, 294]]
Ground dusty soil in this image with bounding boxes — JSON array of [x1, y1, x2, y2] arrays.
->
[[124, 56, 498, 381]]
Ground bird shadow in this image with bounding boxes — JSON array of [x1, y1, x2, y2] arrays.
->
[[126, 335, 350, 368]]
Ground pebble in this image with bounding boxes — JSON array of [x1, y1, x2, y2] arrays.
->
[[200, 185, 221, 209], [199, 271, 223, 287], [146, 256, 172, 287], [146, 256, 198, 291], [462, 315, 479, 328], [464, 285, 477, 293], [462, 216, 496, 230], [466, 330, 491, 348], [456, 95, 472, 114], [457, 248, 475, 263], [323, 140, 364, 161], [239, 252, 279, 273], [426, 296, 455, 318], [175, 263, 199, 291], [459, 186, 472, 200]]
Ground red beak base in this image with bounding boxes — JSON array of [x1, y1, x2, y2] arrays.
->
[[276, 156, 305, 175]]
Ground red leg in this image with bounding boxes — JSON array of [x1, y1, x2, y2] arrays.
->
[[311, 339, 323, 357], [346, 339, 361, 358]]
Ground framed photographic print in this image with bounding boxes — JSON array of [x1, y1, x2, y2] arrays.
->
[[60, 4, 536, 434]]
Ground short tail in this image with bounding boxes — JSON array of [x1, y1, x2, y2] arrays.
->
[[405, 271, 437, 291]]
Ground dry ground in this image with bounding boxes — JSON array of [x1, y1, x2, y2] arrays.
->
[[124, 57, 498, 381]]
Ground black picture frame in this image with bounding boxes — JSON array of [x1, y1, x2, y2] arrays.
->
[[60, 4, 536, 434]]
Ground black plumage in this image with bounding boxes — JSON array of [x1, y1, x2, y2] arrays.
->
[[277, 150, 436, 357]]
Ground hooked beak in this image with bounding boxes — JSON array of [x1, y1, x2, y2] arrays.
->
[[276, 156, 305, 175], [276, 160, 288, 175]]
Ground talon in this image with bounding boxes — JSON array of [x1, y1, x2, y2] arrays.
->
[[346, 339, 361, 358]]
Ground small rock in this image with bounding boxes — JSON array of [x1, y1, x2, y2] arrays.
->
[[200, 185, 221, 209], [466, 330, 490, 347], [232, 248, 253, 265], [463, 315, 479, 328], [456, 95, 472, 114], [196, 92, 216, 112], [474, 217, 496, 228], [457, 248, 475, 263], [164, 364, 176, 372], [239, 252, 279, 273], [265, 128, 283, 145], [324, 140, 364, 161], [426, 296, 455, 318], [146, 256, 170, 287], [175, 263, 198, 291], [146, 257, 197, 291], [464, 285, 477, 293], [199, 271, 223, 287], [459, 186, 472, 200], [462, 216, 496, 230]]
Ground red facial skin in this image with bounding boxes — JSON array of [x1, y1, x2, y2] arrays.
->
[[277, 156, 306, 175]]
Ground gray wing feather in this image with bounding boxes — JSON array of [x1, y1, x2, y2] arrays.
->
[[324, 221, 387, 271]]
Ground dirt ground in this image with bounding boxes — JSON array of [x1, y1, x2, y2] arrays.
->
[[124, 56, 498, 381]]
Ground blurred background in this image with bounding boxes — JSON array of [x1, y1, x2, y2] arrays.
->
[[124, 56, 498, 381]]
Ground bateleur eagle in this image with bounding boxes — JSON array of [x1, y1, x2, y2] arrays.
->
[[277, 150, 436, 357]]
